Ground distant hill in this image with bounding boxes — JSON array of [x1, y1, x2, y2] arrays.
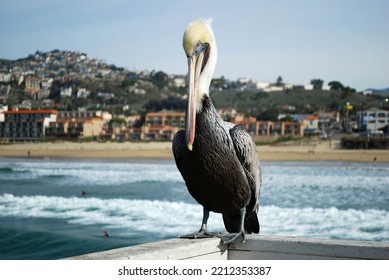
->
[[366, 88, 389, 92], [1, 49, 387, 116], [366, 88, 389, 97]]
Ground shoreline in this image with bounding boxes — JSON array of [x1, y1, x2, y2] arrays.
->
[[1, 141, 389, 162]]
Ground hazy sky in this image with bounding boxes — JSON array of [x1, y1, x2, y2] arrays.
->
[[1, 0, 388, 91]]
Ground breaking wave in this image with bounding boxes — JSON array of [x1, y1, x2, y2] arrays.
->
[[1, 193, 388, 242]]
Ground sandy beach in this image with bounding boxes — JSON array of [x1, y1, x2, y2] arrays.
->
[[1, 140, 388, 162]]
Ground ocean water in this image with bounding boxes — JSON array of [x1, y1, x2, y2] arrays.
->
[[0, 157, 388, 259]]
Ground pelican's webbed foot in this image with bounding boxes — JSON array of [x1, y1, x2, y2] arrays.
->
[[180, 229, 221, 239], [220, 231, 246, 244], [180, 208, 220, 239]]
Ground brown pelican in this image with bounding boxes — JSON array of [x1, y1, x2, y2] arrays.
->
[[173, 19, 261, 243]]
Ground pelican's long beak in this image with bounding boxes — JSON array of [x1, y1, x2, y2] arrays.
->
[[185, 51, 204, 151]]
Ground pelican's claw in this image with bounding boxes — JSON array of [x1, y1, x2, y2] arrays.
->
[[180, 230, 221, 239], [220, 231, 246, 244]]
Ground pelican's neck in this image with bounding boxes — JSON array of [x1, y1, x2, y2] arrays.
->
[[197, 41, 217, 111], [196, 95, 224, 131], [195, 95, 229, 151]]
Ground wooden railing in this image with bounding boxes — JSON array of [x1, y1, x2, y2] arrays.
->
[[67, 235, 389, 260]]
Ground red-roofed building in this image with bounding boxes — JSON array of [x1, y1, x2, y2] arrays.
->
[[47, 115, 105, 139], [0, 109, 57, 140], [141, 110, 185, 140], [302, 115, 320, 135]]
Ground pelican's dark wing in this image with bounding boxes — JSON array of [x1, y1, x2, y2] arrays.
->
[[172, 130, 186, 174], [229, 125, 261, 213]]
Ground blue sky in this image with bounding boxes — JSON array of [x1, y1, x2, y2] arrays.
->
[[0, 0, 388, 91]]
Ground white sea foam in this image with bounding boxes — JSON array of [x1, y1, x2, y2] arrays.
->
[[4, 161, 182, 185], [1, 193, 388, 241], [264, 163, 389, 190]]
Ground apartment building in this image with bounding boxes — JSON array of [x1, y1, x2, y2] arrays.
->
[[236, 118, 305, 138], [47, 111, 107, 139], [0, 109, 57, 140], [142, 110, 185, 140]]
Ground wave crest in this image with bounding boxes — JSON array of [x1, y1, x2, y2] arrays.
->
[[1, 194, 388, 241]]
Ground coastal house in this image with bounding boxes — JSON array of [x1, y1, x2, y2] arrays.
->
[[77, 88, 91, 98], [47, 116, 105, 139], [97, 92, 115, 99], [41, 78, 53, 89], [140, 110, 185, 140], [315, 111, 340, 125], [121, 127, 141, 141], [257, 121, 275, 136], [0, 109, 57, 140], [0, 85, 11, 103], [60, 86, 72, 97], [302, 115, 320, 135], [246, 79, 267, 92], [171, 76, 186, 88], [0, 72, 11, 83], [286, 114, 320, 136], [238, 79, 291, 93], [284, 83, 294, 90], [263, 86, 284, 92], [356, 108, 389, 133], [47, 111, 108, 139], [235, 116, 304, 140], [37, 88, 50, 100], [142, 124, 176, 141], [25, 76, 41, 98], [82, 117, 105, 138], [275, 121, 304, 136], [145, 110, 185, 128]]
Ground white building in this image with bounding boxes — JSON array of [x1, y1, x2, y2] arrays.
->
[[77, 88, 91, 98], [263, 86, 284, 92], [246, 79, 260, 91], [237, 77, 250, 84], [304, 84, 314, 91], [0, 73, 11, 83], [172, 77, 186, 88], [284, 83, 294, 90], [96, 111, 112, 122], [362, 90, 373, 96], [357, 108, 389, 132], [0, 105, 8, 122], [60, 86, 72, 97], [41, 78, 54, 89]]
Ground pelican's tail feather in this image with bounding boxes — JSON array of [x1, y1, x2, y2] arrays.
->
[[222, 211, 259, 234], [244, 211, 260, 234], [222, 213, 240, 233]]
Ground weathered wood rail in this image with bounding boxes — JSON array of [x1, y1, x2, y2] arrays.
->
[[67, 235, 389, 260]]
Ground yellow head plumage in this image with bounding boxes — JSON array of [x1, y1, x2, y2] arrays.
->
[[183, 19, 215, 57]]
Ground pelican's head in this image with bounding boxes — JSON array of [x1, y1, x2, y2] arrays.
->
[[183, 19, 217, 151]]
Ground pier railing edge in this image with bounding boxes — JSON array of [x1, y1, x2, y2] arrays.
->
[[66, 235, 389, 260]]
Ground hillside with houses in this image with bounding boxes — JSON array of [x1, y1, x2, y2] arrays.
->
[[0, 50, 388, 148]]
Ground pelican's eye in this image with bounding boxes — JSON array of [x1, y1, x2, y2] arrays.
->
[[193, 41, 203, 55]]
